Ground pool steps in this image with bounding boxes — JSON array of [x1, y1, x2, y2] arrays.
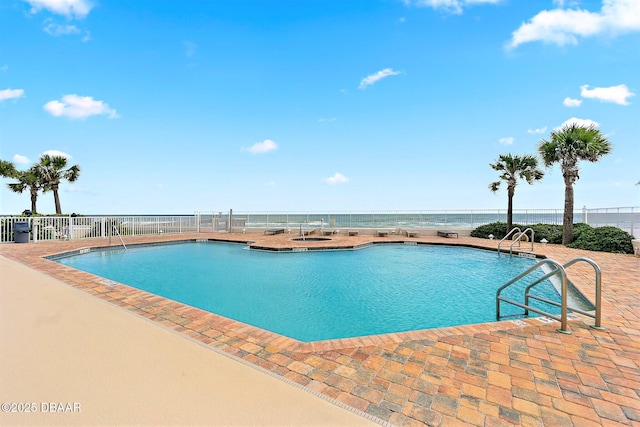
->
[[496, 257, 603, 334]]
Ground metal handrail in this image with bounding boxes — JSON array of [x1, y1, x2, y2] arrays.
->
[[109, 224, 127, 251], [497, 227, 535, 256], [508, 227, 535, 256], [299, 219, 325, 239], [563, 258, 603, 329], [496, 257, 603, 334], [497, 227, 521, 254]]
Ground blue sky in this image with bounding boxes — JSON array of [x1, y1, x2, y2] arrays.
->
[[1, 0, 639, 215]]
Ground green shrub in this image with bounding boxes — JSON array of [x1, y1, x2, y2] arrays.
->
[[471, 222, 634, 253], [568, 226, 634, 254], [528, 223, 563, 244], [571, 223, 592, 241], [470, 222, 514, 239], [470, 222, 559, 242]]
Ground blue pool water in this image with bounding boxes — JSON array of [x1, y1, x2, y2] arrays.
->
[[56, 242, 563, 341]]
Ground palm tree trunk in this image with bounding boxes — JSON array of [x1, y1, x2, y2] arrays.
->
[[562, 179, 574, 245], [507, 187, 514, 235], [30, 191, 38, 214], [52, 184, 62, 215]]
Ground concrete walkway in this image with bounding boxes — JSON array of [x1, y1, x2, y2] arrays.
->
[[0, 256, 379, 426]]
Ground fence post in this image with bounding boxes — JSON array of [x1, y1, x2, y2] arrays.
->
[[583, 205, 588, 225]]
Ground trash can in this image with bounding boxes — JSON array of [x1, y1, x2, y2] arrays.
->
[[14, 222, 30, 243]]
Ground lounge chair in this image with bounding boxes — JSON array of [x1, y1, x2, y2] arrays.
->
[[437, 230, 458, 238], [264, 228, 285, 235], [321, 229, 339, 236]]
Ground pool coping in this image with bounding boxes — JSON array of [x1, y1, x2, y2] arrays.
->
[[41, 236, 565, 353]]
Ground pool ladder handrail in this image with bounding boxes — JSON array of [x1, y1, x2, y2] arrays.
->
[[299, 219, 325, 239], [496, 257, 602, 334], [109, 223, 127, 251], [497, 227, 535, 256]]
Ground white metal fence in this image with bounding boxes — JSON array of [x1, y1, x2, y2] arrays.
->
[[199, 207, 639, 237], [0, 215, 198, 243], [1, 207, 638, 243]]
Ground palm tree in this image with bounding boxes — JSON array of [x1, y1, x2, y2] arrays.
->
[[489, 154, 544, 235], [0, 160, 16, 178], [1, 162, 45, 214], [538, 123, 612, 245], [37, 154, 81, 215]]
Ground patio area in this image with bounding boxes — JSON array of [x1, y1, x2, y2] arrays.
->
[[1, 233, 638, 426]]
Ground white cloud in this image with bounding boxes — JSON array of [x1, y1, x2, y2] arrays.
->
[[580, 84, 635, 105], [324, 172, 349, 185], [359, 68, 401, 89], [527, 126, 548, 134], [507, 0, 640, 49], [553, 1, 583, 6], [42, 19, 90, 40], [563, 97, 582, 107], [403, 0, 502, 15], [556, 117, 600, 130], [12, 154, 29, 165], [245, 139, 278, 154], [43, 94, 119, 119], [0, 88, 25, 102], [24, 0, 93, 19], [44, 22, 80, 36], [42, 150, 71, 159], [498, 137, 514, 145], [1, 65, 8, 72]]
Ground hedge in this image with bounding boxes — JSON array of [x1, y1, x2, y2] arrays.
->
[[470, 222, 634, 254]]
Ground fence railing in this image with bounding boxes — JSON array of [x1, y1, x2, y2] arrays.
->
[[1, 207, 638, 243], [0, 215, 198, 243], [198, 207, 639, 237]]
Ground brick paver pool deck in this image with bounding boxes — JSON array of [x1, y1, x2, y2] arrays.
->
[[1, 233, 638, 426]]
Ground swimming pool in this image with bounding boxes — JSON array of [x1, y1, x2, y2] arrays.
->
[[55, 242, 566, 342]]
